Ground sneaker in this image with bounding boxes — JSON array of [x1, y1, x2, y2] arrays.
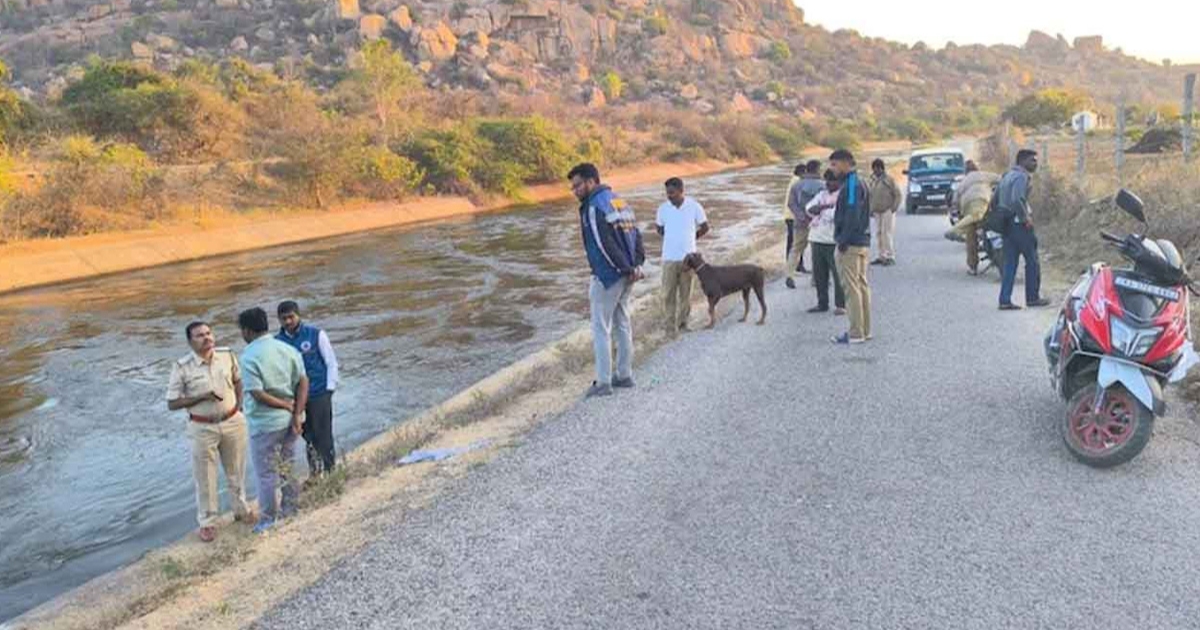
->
[[884, 259, 897, 266], [785, 278, 796, 289], [870, 258, 886, 266], [611, 377, 636, 389], [999, 303, 1023, 311], [831, 333, 866, 345], [585, 382, 614, 398], [797, 266, 809, 275], [678, 322, 690, 332], [252, 518, 276, 535], [807, 306, 829, 314], [1027, 298, 1052, 308], [198, 526, 216, 543], [234, 510, 259, 525], [834, 308, 847, 316]]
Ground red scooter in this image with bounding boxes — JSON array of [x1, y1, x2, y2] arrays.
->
[[1044, 189, 1199, 468]]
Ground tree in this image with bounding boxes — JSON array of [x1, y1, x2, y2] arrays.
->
[[599, 71, 623, 101], [1003, 88, 1090, 129], [254, 83, 360, 208], [343, 40, 419, 142]]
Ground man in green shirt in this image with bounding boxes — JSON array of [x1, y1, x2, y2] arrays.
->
[[238, 307, 308, 533]]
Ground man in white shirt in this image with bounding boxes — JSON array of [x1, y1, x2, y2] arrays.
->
[[656, 177, 710, 334]]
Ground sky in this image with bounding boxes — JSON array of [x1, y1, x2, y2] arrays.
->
[[800, 1, 1200, 65]]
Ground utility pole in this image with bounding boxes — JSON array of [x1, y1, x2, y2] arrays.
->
[[1184, 73, 1196, 162], [1115, 98, 1126, 188]]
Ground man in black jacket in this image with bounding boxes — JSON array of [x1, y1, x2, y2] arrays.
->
[[830, 149, 872, 344]]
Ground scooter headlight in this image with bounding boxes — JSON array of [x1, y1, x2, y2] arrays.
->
[[1110, 318, 1162, 358]]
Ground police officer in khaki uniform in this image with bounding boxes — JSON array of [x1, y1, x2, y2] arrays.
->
[[166, 321, 255, 542]]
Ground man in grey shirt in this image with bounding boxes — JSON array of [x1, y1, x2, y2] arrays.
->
[[998, 149, 1051, 310]]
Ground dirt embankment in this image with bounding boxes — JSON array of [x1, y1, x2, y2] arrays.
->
[[0, 159, 743, 295]]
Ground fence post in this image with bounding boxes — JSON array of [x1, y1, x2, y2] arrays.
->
[[1185, 73, 1196, 162], [1115, 99, 1126, 187], [1076, 114, 1087, 188]]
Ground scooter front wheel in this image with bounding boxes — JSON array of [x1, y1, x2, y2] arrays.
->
[[1062, 384, 1154, 468]]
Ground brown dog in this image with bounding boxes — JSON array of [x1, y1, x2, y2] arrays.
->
[[683, 252, 767, 328]]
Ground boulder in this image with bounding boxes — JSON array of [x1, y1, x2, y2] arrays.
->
[[719, 30, 766, 59], [692, 99, 715, 115], [307, 33, 321, 46], [146, 33, 178, 51], [451, 8, 493, 36], [729, 91, 753, 113], [131, 41, 153, 58], [679, 83, 698, 100], [359, 14, 387, 40], [335, 0, 360, 20], [414, 22, 458, 61], [417, 60, 433, 73], [585, 84, 606, 108], [572, 63, 590, 83], [86, 3, 112, 19], [214, 0, 239, 7], [388, 5, 412, 31], [1073, 35, 1103, 53], [110, 0, 131, 11], [230, 35, 249, 51]]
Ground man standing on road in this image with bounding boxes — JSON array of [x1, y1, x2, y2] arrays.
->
[[785, 160, 825, 289], [276, 301, 340, 478], [830, 149, 873, 345], [569, 163, 645, 398], [947, 160, 1000, 275], [166, 321, 255, 543], [782, 164, 801, 273], [239, 307, 308, 533], [868, 158, 901, 266], [656, 177, 710, 335], [997, 150, 1052, 310]]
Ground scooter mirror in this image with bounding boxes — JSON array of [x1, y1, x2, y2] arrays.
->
[[1115, 189, 1147, 224]]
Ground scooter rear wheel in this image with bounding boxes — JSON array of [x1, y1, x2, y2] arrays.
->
[[1062, 384, 1154, 468]]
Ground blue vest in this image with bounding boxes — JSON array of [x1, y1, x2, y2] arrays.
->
[[276, 323, 328, 397]]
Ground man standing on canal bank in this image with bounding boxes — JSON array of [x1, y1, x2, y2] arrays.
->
[[656, 177, 710, 335], [239, 307, 308, 533], [276, 301, 340, 478], [167, 321, 255, 543], [569, 163, 645, 398], [831, 149, 873, 345]]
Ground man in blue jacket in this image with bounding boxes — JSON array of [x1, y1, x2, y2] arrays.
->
[[276, 300, 340, 476], [830, 149, 873, 345], [569, 163, 646, 398]]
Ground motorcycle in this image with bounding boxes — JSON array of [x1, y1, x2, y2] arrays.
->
[[1044, 189, 1200, 468]]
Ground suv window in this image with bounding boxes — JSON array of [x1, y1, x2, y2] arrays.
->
[[909, 153, 965, 173]]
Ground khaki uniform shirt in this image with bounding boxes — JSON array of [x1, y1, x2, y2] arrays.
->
[[166, 348, 240, 420], [868, 173, 901, 214]]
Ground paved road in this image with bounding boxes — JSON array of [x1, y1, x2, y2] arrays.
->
[[255, 216, 1200, 629]]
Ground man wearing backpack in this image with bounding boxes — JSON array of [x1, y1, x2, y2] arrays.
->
[[996, 150, 1052, 310], [569, 163, 646, 398]]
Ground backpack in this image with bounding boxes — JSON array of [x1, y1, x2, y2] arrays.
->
[[983, 183, 1013, 234]]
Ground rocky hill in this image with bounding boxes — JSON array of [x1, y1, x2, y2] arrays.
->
[[0, 0, 1196, 123]]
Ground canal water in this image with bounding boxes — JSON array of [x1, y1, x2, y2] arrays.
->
[[0, 164, 804, 620]]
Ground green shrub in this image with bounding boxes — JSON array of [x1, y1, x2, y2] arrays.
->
[[760, 122, 807, 157], [764, 41, 792, 64], [720, 121, 774, 164], [819, 127, 861, 152], [643, 13, 668, 36], [351, 146, 424, 201], [474, 116, 577, 183], [403, 125, 489, 196], [889, 117, 936, 143], [1003, 88, 1090, 129], [599, 71, 623, 101]]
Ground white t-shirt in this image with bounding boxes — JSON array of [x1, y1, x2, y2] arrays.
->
[[656, 197, 708, 262]]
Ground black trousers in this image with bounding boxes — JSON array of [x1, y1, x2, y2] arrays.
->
[[811, 243, 846, 310], [303, 393, 336, 473]]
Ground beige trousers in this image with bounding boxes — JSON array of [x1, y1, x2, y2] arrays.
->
[[837, 246, 873, 340], [786, 225, 810, 280], [661, 260, 695, 332], [876, 211, 896, 261], [187, 413, 252, 527]]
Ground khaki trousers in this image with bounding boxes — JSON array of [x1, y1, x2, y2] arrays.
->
[[786, 225, 810, 280], [953, 199, 989, 272], [837, 246, 872, 340], [876, 211, 896, 261], [187, 413, 252, 527], [661, 260, 694, 332]]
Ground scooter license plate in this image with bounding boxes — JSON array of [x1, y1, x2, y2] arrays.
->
[[1113, 276, 1180, 302]]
